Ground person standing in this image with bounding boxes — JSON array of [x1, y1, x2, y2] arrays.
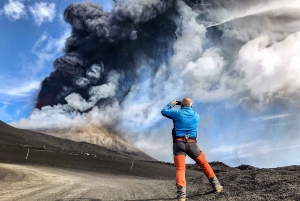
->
[[161, 98, 223, 201]]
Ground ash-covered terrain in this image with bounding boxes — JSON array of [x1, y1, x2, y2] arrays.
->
[[1, 121, 300, 201], [3, 0, 300, 200]]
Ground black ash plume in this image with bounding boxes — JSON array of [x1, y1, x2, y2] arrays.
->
[[36, 0, 176, 110]]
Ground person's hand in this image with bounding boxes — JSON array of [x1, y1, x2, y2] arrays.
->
[[171, 100, 177, 106]]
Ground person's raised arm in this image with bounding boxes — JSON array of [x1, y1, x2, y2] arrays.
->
[[161, 100, 179, 119]]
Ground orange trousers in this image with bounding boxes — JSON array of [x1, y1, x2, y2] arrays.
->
[[174, 152, 215, 187]]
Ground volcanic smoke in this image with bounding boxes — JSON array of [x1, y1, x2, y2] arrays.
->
[[12, 0, 300, 166]]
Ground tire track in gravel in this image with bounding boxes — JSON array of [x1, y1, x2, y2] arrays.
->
[[0, 163, 177, 201]]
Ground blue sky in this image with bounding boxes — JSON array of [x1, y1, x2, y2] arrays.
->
[[1, 0, 300, 168], [0, 0, 113, 122]]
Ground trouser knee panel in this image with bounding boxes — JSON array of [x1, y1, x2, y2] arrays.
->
[[194, 152, 215, 179]]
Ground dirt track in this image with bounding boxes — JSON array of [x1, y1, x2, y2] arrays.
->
[[1, 121, 300, 201], [0, 163, 176, 201]]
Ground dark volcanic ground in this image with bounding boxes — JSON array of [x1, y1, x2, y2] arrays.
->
[[0, 120, 299, 201]]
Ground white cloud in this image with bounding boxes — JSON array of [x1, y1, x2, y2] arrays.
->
[[196, 0, 300, 105], [34, 30, 67, 53], [29, 28, 71, 72], [0, 24, 70, 108], [2, 0, 26, 20], [211, 140, 300, 160], [0, 101, 12, 105], [29, 2, 56, 25], [205, 0, 300, 31], [210, 140, 300, 167], [233, 32, 300, 104], [249, 114, 291, 122], [0, 80, 40, 97]]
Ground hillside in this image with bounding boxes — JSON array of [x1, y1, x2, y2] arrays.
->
[[0, 121, 300, 200]]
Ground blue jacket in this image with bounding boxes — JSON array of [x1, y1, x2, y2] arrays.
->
[[161, 103, 200, 138]]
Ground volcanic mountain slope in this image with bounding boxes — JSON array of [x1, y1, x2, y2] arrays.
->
[[0, 120, 153, 163], [0, 121, 300, 201], [39, 125, 152, 160]]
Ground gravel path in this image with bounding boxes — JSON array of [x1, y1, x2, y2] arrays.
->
[[0, 163, 177, 201]]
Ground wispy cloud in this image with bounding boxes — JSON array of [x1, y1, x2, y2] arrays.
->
[[0, 22, 70, 105], [211, 140, 300, 161], [0, 101, 12, 105], [212, 141, 261, 156], [32, 29, 69, 55], [29, 2, 56, 25], [0, 80, 40, 97], [1, 0, 57, 25], [2, 0, 26, 20], [249, 114, 291, 121], [28, 27, 70, 74], [0, 15, 70, 109]]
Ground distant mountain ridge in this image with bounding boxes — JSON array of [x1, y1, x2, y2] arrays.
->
[[0, 120, 153, 161], [39, 126, 152, 159]]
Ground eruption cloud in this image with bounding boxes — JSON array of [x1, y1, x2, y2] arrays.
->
[[12, 0, 300, 166]]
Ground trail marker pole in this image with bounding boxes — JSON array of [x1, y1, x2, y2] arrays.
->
[[26, 148, 30, 160]]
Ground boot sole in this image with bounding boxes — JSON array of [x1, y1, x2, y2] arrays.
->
[[215, 186, 223, 193]]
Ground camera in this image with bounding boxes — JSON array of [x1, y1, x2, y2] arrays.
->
[[176, 101, 182, 105]]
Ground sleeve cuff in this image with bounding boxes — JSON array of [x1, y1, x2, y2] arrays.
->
[[167, 103, 174, 109]]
